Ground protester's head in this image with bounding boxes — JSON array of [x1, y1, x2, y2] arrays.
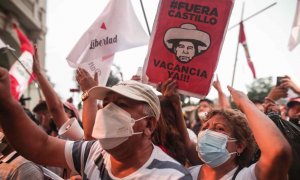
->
[[23, 107, 39, 125], [88, 80, 160, 152], [197, 109, 256, 168], [287, 97, 300, 119], [164, 23, 210, 63], [33, 101, 54, 134], [63, 101, 80, 120], [197, 98, 214, 114]]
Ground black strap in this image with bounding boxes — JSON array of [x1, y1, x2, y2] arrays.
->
[[232, 166, 243, 180]]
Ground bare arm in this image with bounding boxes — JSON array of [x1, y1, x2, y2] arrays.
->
[[33, 45, 68, 128], [76, 68, 98, 140], [212, 76, 231, 109], [0, 67, 67, 167], [265, 86, 288, 102], [158, 79, 202, 165], [228, 86, 292, 180]]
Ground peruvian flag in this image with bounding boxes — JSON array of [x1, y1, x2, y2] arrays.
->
[[66, 0, 149, 67], [239, 22, 256, 79], [9, 24, 35, 100]]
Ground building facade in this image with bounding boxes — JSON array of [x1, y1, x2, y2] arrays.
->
[[0, 0, 47, 109]]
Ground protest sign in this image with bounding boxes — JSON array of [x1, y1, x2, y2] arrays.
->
[[143, 0, 234, 98]]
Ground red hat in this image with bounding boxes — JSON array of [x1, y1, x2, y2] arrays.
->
[[287, 97, 300, 108]]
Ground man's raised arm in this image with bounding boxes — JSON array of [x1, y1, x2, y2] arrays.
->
[[0, 67, 67, 168]]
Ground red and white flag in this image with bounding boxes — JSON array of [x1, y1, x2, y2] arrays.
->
[[239, 22, 256, 79], [288, 0, 300, 51], [66, 0, 149, 69], [9, 24, 34, 100]]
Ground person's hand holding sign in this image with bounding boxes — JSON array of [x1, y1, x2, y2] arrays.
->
[[157, 79, 180, 106]]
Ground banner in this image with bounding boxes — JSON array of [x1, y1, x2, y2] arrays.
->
[[66, 0, 149, 67], [288, 0, 300, 51], [142, 0, 234, 98], [239, 22, 256, 79], [79, 54, 114, 85], [9, 24, 34, 100]]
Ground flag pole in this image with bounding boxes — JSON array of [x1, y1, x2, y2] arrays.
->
[[228, 2, 276, 30], [7, 49, 43, 100], [139, 0, 151, 36], [231, 2, 245, 88]]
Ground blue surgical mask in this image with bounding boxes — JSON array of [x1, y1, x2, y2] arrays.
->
[[196, 129, 237, 168]]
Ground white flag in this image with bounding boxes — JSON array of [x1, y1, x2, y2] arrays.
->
[[66, 0, 149, 67], [288, 0, 300, 51], [79, 54, 114, 85]]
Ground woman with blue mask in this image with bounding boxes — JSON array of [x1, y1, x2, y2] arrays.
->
[[188, 86, 292, 180], [157, 79, 292, 180]]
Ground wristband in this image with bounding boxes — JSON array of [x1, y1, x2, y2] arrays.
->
[[81, 91, 89, 101], [264, 97, 275, 104]]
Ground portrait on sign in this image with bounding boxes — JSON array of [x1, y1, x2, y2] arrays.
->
[[164, 23, 211, 63]]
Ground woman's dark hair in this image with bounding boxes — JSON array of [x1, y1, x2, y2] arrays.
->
[[33, 101, 48, 113], [152, 96, 188, 165]]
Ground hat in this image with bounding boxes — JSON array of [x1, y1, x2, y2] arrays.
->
[[287, 97, 300, 108], [88, 80, 161, 120], [164, 24, 210, 54], [63, 101, 80, 120]]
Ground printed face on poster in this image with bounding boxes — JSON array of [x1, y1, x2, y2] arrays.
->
[[143, 0, 234, 98]]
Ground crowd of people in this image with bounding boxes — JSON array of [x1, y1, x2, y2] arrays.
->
[[0, 45, 299, 179]]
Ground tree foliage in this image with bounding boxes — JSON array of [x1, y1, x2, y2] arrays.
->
[[246, 76, 273, 101]]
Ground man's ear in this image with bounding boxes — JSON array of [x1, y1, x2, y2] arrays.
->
[[144, 117, 157, 136]]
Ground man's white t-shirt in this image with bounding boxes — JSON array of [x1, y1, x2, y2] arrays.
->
[[65, 140, 192, 180], [189, 164, 257, 180]]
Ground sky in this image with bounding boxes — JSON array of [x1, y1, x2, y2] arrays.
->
[[46, 0, 300, 103]]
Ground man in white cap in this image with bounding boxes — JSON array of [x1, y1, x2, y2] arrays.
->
[[164, 23, 211, 63], [0, 67, 191, 179]]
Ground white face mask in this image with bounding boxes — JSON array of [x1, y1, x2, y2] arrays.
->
[[92, 103, 148, 150], [198, 112, 208, 121]]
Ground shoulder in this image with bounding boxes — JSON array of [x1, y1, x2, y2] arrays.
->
[[235, 164, 257, 180], [65, 140, 100, 174], [188, 165, 201, 180], [144, 145, 192, 179], [11, 158, 43, 179]]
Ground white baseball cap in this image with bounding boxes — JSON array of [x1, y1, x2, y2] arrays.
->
[[88, 80, 161, 120]]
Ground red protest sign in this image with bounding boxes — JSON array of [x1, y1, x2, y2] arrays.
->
[[142, 0, 234, 98]]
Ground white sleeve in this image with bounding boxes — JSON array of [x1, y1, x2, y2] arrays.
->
[[236, 163, 257, 180], [64, 140, 76, 173]]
